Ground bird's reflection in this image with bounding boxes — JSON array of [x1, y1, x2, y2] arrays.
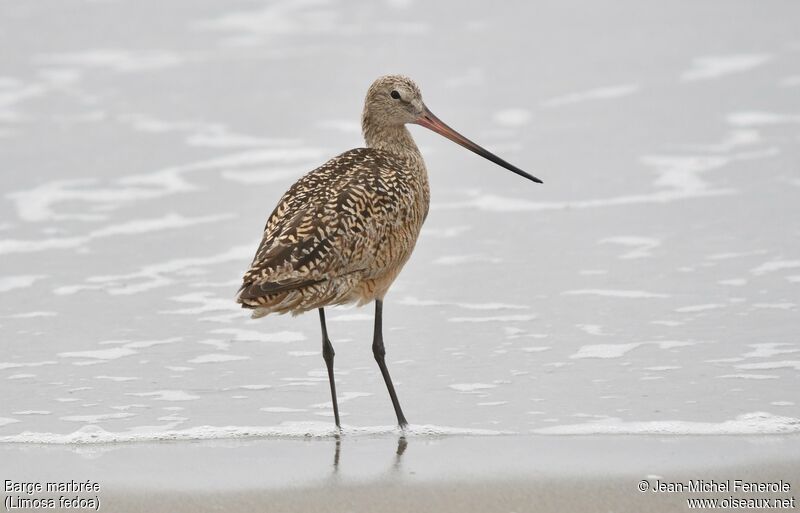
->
[[332, 434, 341, 469], [393, 436, 407, 470], [330, 434, 408, 474]]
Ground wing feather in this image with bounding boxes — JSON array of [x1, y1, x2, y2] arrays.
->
[[238, 148, 414, 306]]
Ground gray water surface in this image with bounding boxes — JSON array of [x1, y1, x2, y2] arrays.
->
[[1, 0, 799, 441]]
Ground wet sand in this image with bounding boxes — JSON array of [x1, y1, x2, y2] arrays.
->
[[125, 472, 799, 513], [4, 434, 799, 512]]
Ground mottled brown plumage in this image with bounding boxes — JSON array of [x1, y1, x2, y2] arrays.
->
[[238, 146, 429, 316]]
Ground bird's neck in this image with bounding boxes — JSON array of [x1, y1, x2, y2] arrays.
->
[[363, 122, 422, 162]]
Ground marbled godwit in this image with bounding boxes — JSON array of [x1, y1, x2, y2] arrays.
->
[[238, 75, 541, 428]]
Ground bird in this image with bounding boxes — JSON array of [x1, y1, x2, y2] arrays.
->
[[237, 75, 542, 429]]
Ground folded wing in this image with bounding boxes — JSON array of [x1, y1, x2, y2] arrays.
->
[[237, 148, 415, 308]]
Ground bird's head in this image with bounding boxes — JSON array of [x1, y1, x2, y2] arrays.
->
[[362, 74, 542, 184], [363, 75, 426, 126]]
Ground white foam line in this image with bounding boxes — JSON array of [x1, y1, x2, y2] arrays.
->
[[752, 303, 796, 310], [0, 422, 510, 444], [328, 313, 373, 322], [719, 279, 747, 286], [448, 314, 536, 323], [449, 383, 497, 392], [61, 412, 137, 423], [95, 376, 140, 382], [0, 79, 48, 120], [59, 348, 137, 361], [675, 303, 725, 313], [0, 275, 46, 293], [186, 130, 296, 149], [742, 343, 799, 359], [0, 360, 57, 371], [570, 340, 694, 359], [399, 296, 528, 311], [718, 374, 778, 380], [678, 129, 761, 153], [7, 178, 181, 223], [161, 292, 238, 315], [727, 111, 800, 126], [534, 412, 799, 435], [421, 225, 471, 238], [576, 324, 605, 336], [680, 54, 772, 82], [455, 189, 735, 212], [433, 254, 501, 265], [7, 311, 58, 318], [157, 148, 323, 174], [118, 113, 299, 147], [54, 245, 252, 296], [7, 146, 322, 224], [212, 328, 306, 343], [435, 148, 776, 213], [570, 343, 643, 359], [541, 83, 639, 107], [221, 167, 306, 184], [189, 354, 250, 364], [35, 49, 184, 73], [58, 337, 181, 361], [0, 213, 234, 255], [751, 260, 800, 276], [126, 390, 199, 401], [707, 250, 769, 261], [195, 0, 429, 43], [600, 237, 660, 259], [642, 151, 773, 194], [735, 361, 800, 371], [563, 289, 669, 299]]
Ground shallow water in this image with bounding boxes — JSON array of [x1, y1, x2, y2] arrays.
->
[[1, 0, 799, 442]]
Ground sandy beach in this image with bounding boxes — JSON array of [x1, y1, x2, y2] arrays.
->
[[4, 434, 799, 512]]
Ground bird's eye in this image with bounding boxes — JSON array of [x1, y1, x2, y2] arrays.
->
[[390, 90, 401, 100]]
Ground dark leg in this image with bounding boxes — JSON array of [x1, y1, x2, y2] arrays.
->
[[372, 300, 408, 427], [319, 308, 341, 428]]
